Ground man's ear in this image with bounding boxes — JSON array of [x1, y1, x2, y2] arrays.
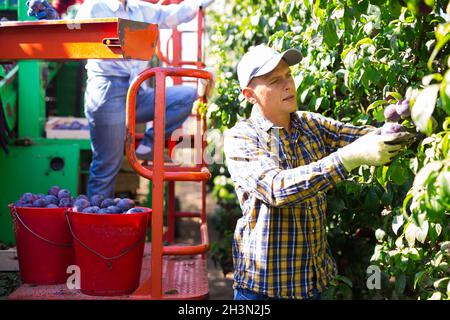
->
[[242, 87, 257, 105]]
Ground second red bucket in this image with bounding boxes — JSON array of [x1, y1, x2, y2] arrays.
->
[[66, 208, 150, 296]]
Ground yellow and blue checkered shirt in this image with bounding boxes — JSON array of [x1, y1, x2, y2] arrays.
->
[[224, 107, 372, 299]]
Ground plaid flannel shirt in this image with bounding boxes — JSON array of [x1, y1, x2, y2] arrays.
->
[[224, 106, 373, 299]]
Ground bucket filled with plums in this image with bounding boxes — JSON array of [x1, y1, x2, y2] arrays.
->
[[66, 194, 151, 296]]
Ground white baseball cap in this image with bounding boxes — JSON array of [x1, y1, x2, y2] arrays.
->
[[237, 44, 302, 89]]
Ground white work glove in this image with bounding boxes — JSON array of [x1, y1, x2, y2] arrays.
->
[[337, 131, 414, 172], [197, 67, 217, 99]]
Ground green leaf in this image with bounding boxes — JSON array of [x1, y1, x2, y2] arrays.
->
[[441, 82, 450, 116], [335, 275, 353, 288], [413, 162, 442, 192], [366, 100, 387, 113], [392, 214, 404, 235], [414, 270, 426, 290], [315, 96, 324, 111], [411, 85, 440, 135], [395, 274, 407, 296], [433, 277, 450, 290], [389, 164, 408, 186], [405, 222, 417, 247], [416, 221, 429, 244], [385, 91, 403, 101], [323, 20, 339, 48]]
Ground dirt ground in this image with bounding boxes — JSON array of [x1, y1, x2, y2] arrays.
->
[[0, 179, 234, 300]]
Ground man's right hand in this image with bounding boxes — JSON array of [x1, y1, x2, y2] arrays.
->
[[337, 131, 414, 172]]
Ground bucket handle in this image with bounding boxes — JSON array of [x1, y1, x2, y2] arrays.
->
[[12, 206, 73, 248], [65, 212, 147, 271]]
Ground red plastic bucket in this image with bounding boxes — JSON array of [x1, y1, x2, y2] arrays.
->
[[9, 204, 75, 285], [66, 208, 150, 296]]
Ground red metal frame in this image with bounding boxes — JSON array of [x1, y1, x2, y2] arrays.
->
[[0, 18, 159, 60], [126, 67, 212, 299]]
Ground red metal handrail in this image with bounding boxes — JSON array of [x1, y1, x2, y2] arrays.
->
[[126, 67, 212, 299]]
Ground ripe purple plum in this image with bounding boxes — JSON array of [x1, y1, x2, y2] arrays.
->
[[106, 205, 122, 213], [15, 201, 32, 207], [33, 198, 48, 208], [74, 198, 90, 212], [46, 204, 59, 208], [59, 197, 73, 208], [48, 186, 60, 197], [100, 198, 115, 208], [45, 195, 59, 205], [90, 194, 104, 207], [381, 123, 407, 135], [384, 104, 400, 122], [57, 189, 71, 200], [20, 193, 35, 203], [81, 206, 100, 213], [117, 198, 135, 212], [76, 194, 89, 202], [395, 100, 411, 118]]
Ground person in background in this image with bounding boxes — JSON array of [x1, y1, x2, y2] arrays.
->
[[27, 0, 215, 198]]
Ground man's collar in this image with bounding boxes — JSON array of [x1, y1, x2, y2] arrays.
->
[[250, 106, 302, 132], [105, 0, 139, 13], [250, 106, 274, 132]]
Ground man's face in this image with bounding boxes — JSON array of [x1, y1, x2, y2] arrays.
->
[[243, 60, 297, 115]]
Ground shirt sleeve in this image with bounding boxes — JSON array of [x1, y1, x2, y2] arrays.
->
[[138, 0, 201, 28], [75, 1, 103, 19], [224, 124, 349, 208], [307, 112, 376, 152]]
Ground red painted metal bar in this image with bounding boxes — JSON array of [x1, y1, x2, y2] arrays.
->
[[175, 212, 201, 218], [126, 68, 212, 181], [126, 67, 212, 299], [165, 181, 176, 243], [0, 18, 159, 61]]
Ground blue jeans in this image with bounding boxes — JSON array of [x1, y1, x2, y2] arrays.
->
[[234, 287, 321, 300], [84, 75, 197, 198]]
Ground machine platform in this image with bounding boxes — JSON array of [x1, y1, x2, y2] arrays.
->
[[8, 243, 209, 300], [0, 18, 159, 60]]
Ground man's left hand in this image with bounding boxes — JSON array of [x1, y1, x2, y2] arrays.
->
[[26, 0, 60, 20]]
